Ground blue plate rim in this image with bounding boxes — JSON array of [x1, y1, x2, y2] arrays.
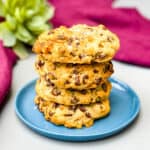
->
[[15, 77, 140, 140]]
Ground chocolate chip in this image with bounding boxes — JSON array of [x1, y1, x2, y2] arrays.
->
[[95, 78, 102, 85], [80, 90, 87, 95], [86, 27, 93, 31], [70, 96, 79, 104], [69, 75, 72, 78], [48, 30, 54, 35], [66, 64, 72, 67], [51, 87, 61, 96], [37, 60, 44, 67], [93, 69, 99, 73], [84, 75, 89, 79], [107, 36, 114, 42], [79, 106, 86, 112], [38, 97, 44, 101], [110, 67, 114, 73], [54, 62, 61, 67], [76, 41, 80, 46], [79, 54, 86, 59], [69, 105, 77, 112], [75, 75, 81, 86], [70, 51, 76, 56], [108, 62, 114, 73], [91, 98, 94, 102], [46, 78, 54, 86], [52, 103, 59, 109], [101, 83, 107, 92], [57, 35, 65, 40], [96, 97, 101, 102], [72, 68, 79, 74], [64, 114, 73, 117], [65, 80, 70, 84], [100, 33, 103, 36], [68, 38, 73, 45], [100, 105, 105, 111], [103, 64, 110, 73], [49, 112, 54, 116], [85, 112, 91, 118], [95, 52, 106, 59], [82, 75, 89, 84], [46, 47, 49, 51]]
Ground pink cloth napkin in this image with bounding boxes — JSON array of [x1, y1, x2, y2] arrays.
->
[[50, 0, 150, 67], [0, 41, 17, 105]]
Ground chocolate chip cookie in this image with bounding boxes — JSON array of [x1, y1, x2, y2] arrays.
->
[[35, 55, 113, 90], [35, 77, 112, 105], [35, 96, 110, 128], [33, 24, 120, 64]]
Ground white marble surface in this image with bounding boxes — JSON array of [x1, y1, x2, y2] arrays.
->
[[0, 0, 150, 149]]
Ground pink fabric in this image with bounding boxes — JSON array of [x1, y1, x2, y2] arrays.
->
[[0, 41, 17, 105], [50, 0, 150, 67]]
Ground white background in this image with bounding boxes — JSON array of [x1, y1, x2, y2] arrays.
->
[[0, 0, 150, 149]]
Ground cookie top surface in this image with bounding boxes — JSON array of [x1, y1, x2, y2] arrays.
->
[[33, 24, 120, 64], [35, 96, 110, 128]]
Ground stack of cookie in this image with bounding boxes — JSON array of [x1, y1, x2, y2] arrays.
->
[[33, 24, 120, 128]]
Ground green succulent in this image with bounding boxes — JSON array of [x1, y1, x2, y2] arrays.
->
[[0, 0, 54, 58]]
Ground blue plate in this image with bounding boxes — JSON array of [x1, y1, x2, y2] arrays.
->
[[15, 77, 140, 141]]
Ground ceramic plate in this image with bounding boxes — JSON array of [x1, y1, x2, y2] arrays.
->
[[15, 77, 140, 141]]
